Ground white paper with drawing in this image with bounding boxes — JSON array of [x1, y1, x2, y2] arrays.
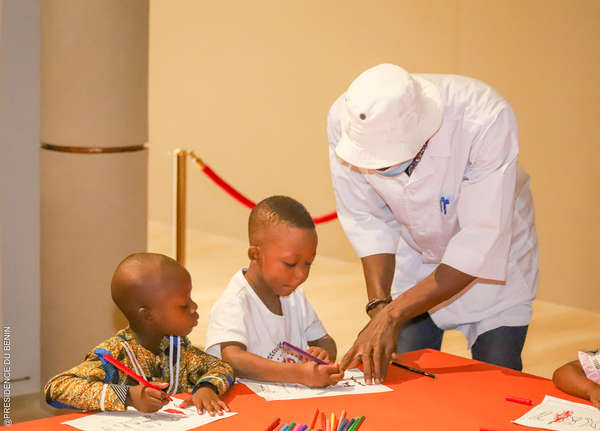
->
[[61, 400, 237, 431], [513, 395, 600, 430], [237, 368, 392, 401]]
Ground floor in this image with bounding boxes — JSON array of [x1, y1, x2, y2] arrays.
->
[[12, 222, 599, 423]]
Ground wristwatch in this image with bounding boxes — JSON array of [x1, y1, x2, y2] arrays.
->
[[365, 297, 392, 315]]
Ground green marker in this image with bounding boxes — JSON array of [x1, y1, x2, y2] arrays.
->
[[347, 416, 365, 431]]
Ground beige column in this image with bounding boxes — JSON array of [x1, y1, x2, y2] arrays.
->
[[41, 0, 148, 385], [0, 0, 40, 398]]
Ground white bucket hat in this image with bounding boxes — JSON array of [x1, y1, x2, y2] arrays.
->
[[335, 63, 444, 170]]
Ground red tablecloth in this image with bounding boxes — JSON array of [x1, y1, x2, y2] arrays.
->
[[10, 349, 591, 431]]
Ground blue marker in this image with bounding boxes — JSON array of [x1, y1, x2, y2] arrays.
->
[[440, 196, 450, 214]]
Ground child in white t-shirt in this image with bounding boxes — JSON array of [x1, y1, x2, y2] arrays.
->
[[205, 195, 343, 388]]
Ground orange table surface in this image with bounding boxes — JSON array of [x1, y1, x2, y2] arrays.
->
[[10, 349, 591, 431]]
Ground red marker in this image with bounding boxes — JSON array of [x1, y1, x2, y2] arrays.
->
[[505, 395, 533, 405], [266, 417, 281, 431], [102, 353, 173, 401], [309, 408, 320, 430]]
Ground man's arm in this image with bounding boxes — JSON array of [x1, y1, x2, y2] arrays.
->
[[220, 342, 342, 388], [340, 263, 475, 384], [361, 254, 396, 318]]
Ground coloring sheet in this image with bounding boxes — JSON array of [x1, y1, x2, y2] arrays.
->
[[237, 368, 393, 401], [513, 395, 600, 430], [62, 401, 237, 431]]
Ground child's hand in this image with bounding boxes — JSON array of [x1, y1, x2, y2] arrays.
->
[[179, 387, 230, 416], [300, 361, 344, 388], [590, 384, 600, 409], [126, 382, 169, 413], [306, 346, 330, 362]]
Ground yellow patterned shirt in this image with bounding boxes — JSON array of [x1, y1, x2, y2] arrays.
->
[[44, 328, 234, 411]]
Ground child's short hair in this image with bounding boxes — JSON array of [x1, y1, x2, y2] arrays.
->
[[248, 195, 315, 238]]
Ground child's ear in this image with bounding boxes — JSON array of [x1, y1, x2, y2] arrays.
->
[[139, 306, 153, 322], [248, 245, 260, 261]]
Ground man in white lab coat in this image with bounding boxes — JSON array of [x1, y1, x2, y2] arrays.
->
[[329, 64, 538, 383]]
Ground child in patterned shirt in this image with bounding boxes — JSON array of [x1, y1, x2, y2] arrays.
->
[[44, 253, 234, 415]]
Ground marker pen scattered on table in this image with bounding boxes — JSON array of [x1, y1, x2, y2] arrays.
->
[[309, 408, 320, 430], [337, 418, 348, 431], [505, 395, 533, 405], [265, 417, 280, 431], [348, 416, 364, 431], [391, 361, 436, 379], [344, 418, 355, 431]]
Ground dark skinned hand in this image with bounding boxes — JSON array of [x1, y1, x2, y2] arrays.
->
[[339, 305, 402, 384], [126, 382, 170, 413]]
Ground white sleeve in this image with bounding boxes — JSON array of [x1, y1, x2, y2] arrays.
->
[[327, 97, 401, 258], [205, 295, 249, 357], [441, 105, 519, 281], [296, 289, 327, 343]]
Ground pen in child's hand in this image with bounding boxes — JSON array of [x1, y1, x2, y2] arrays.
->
[[282, 341, 328, 365], [102, 353, 173, 400]]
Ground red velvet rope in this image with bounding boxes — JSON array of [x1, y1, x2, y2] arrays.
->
[[201, 165, 338, 224]]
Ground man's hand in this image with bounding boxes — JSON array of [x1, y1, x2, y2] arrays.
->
[[340, 306, 402, 385], [367, 302, 387, 320], [126, 382, 169, 413], [299, 362, 344, 388], [179, 387, 229, 416], [305, 346, 330, 362]]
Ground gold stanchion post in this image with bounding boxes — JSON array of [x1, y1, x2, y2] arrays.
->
[[174, 149, 187, 265]]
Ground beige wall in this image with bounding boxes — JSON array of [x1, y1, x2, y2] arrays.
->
[[456, 0, 600, 311], [149, 0, 458, 256], [0, 0, 40, 396], [149, 1, 600, 312]]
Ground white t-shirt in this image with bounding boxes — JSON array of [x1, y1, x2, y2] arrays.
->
[[205, 269, 328, 363]]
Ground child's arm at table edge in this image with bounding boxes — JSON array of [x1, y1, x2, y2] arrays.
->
[[308, 333, 337, 362], [186, 345, 235, 396], [553, 360, 600, 408], [43, 345, 130, 411], [220, 342, 343, 387]]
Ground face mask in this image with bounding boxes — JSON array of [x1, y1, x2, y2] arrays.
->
[[374, 159, 412, 177]]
